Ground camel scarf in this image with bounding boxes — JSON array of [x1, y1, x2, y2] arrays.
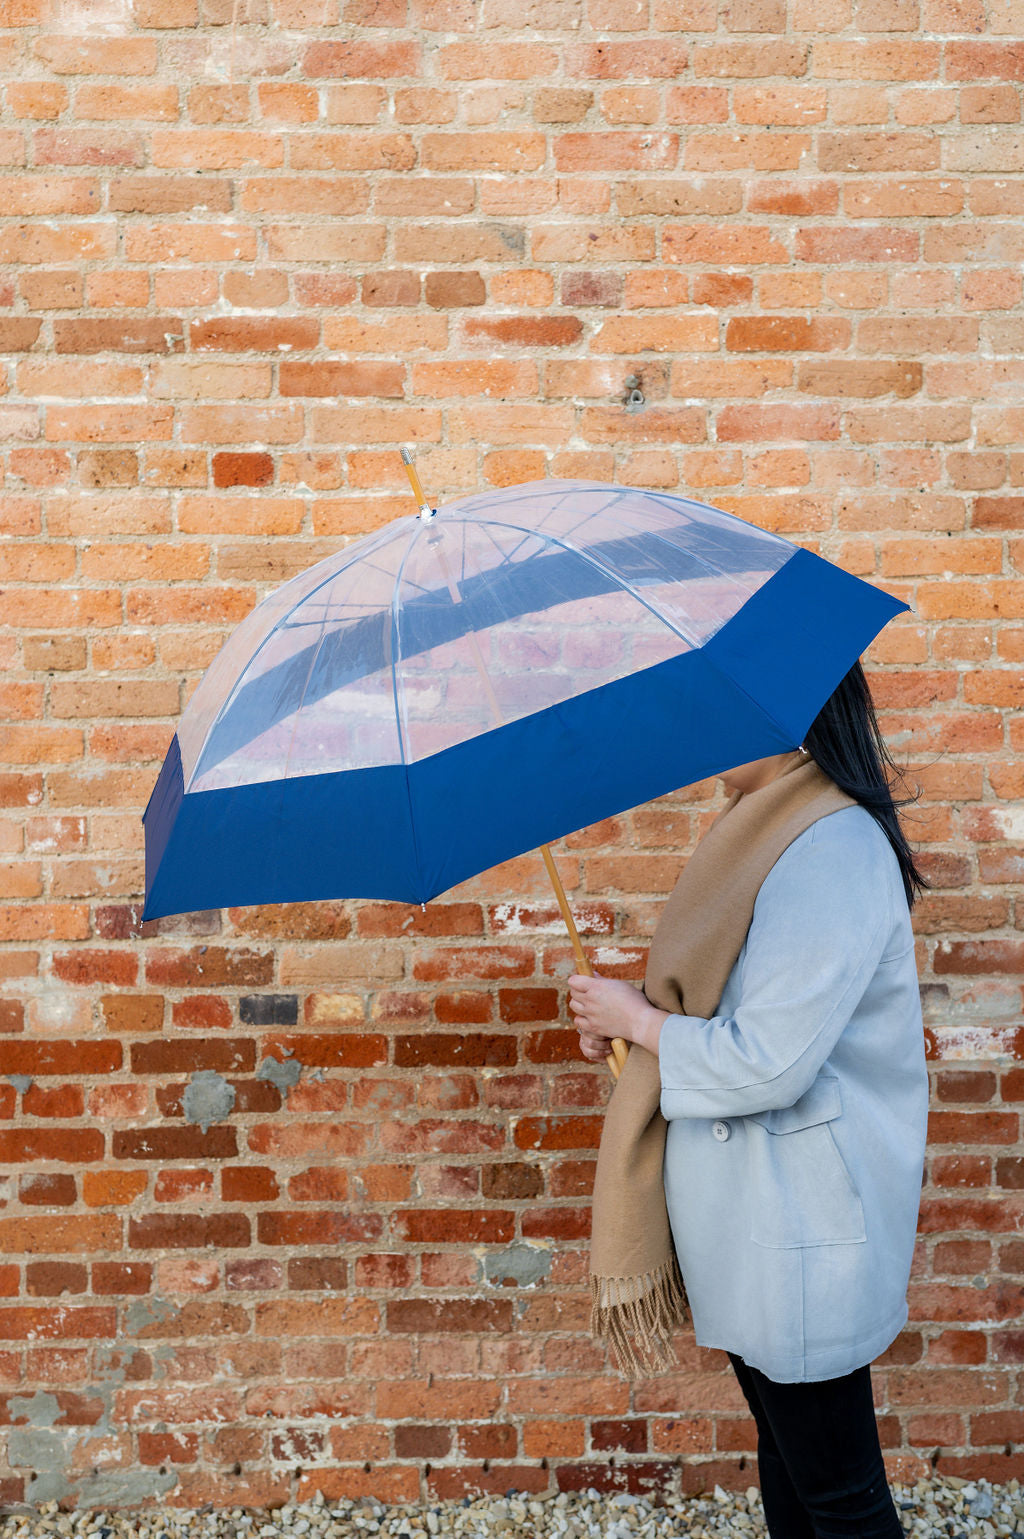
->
[[589, 755, 855, 1376]]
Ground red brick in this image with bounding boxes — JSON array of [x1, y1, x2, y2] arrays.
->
[[227, 1258, 284, 1291], [393, 1033, 517, 1068], [113, 1128, 238, 1161], [928, 1111, 1019, 1144], [561, 271, 624, 307], [1, 1039, 121, 1076], [258, 1032, 385, 1068], [92, 1262, 152, 1295], [433, 991, 493, 1025], [934, 940, 1024, 975], [0, 1307, 116, 1341], [514, 1116, 604, 1151], [462, 316, 582, 348], [815, 40, 941, 80], [926, 1330, 988, 1365], [303, 40, 420, 77], [143, 947, 274, 988], [725, 316, 851, 352], [387, 1297, 514, 1334], [411, 946, 535, 982], [499, 988, 561, 1024], [394, 1423, 451, 1459], [21, 1084, 85, 1119], [422, 132, 545, 171], [129, 1039, 255, 1074], [362, 270, 421, 306], [257, 1212, 383, 1246], [935, 1070, 997, 1104], [128, 1214, 250, 1249], [717, 404, 840, 441], [101, 995, 163, 1034], [280, 361, 405, 398], [522, 1205, 591, 1240], [211, 452, 274, 488], [222, 1166, 280, 1203], [26, 1262, 88, 1296], [967, 501, 1022, 532], [947, 41, 1024, 80], [170, 996, 233, 1032], [1, 1208, 118, 1254], [19, 1174, 77, 1207]]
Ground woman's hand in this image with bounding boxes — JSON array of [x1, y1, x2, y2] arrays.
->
[[568, 971, 669, 1060]]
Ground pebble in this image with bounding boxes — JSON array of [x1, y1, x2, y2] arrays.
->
[[1, 1478, 1022, 1538]]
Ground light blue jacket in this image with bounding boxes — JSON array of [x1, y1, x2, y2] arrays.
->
[[658, 804, 929, 1383]]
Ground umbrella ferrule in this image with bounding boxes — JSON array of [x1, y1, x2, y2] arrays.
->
[[418, 504, 436, 521]]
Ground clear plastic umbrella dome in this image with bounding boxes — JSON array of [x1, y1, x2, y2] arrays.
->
[[143, 479, 905, 919], [177, 481, 792, 793]]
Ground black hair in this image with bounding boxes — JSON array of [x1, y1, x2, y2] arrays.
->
[[803, 660, 928, 909]]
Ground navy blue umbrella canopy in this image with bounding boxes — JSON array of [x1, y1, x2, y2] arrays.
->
[[142, 479, 905, 922]]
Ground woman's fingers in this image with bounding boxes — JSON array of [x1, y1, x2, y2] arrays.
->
[[578, 1027, 612, 1061], [569, 972, 613, 1060]]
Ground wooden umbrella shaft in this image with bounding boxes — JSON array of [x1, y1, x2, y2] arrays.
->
[[540, 843, 629, 1080]]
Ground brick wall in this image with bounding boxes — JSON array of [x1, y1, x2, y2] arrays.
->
[[2, 0, 1024, 1510]]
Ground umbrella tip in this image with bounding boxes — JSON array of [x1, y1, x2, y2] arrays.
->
[[399, 447, 434, 519]]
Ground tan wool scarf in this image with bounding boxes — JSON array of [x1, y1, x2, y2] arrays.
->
[[589, 755, 856, 1376]]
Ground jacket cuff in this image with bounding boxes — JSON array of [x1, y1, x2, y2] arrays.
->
[[658, 1012, 723, 1119]]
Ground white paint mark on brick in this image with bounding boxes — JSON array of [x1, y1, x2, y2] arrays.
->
[[54, 0, 131, 32], [932, 1025, 1021, 1061], [30, 993, 85, 1032], [592, 946, 642, 967], [988, 805, 1024, 841]]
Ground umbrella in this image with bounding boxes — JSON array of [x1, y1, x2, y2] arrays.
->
[[143, 460, 906, 1075]]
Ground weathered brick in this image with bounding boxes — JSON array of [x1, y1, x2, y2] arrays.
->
[[128, 1214, 250, 1249], [257, 1212, 382, 1246], [129, 1039, 255, 1074], [387, 1297, 514, 1334], [725, 316, 851, 352], [113, 1128, 239, 1161], [19, 1174, 77, 1207]]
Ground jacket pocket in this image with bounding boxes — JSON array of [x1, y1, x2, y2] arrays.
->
[[746, 1074, 867, 1249], [746, 1072, 843, 1135]]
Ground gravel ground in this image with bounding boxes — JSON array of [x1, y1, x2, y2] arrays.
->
[[2, 1477, 1023, 1538]]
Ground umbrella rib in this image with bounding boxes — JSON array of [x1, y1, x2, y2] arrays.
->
[[278, 554, 416, 774], [479, 480, 785, 597], [622, 489, 794, 593], [471, 516, 536, 575], [389, 520, 431, 900], [187, 522, 412, 787], [389, 518, 427, 769], [627, 516, 770, 594], [466, 516, 707, 649], [277, 608, 334, 784]]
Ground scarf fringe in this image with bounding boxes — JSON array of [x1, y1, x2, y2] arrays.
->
[[589, 1251, 690, 1378]]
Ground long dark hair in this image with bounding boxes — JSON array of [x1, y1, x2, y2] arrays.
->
[[803, 661, 928, 909]]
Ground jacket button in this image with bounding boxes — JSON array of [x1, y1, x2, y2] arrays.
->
[[712, 1120, 731, 1142]]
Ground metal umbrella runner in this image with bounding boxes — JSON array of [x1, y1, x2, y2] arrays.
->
[[143, 460, 907, 1074]]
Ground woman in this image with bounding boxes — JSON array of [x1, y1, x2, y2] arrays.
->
[[568, 661, 929, 1539]]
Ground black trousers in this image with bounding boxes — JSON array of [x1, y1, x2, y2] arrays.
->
[[727, 1352, 904, 1539]]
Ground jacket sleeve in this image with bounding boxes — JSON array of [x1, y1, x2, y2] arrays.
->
[[658, 810, 897, 1122]]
